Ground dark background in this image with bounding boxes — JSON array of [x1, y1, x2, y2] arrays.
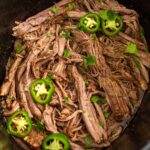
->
[[0, 0, 150, 150]]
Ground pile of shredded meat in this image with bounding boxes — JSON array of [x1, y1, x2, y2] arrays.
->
[[0, 0, 150, 149]]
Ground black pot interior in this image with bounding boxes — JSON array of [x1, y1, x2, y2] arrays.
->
[[0, 0, 150, 150]]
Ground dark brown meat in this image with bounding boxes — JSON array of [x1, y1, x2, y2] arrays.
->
[[58, 37, 67, 56], [83, 0, 95, 13], [16, 51, 33, 81], [0, 55, 22, 96], [70, 142, 85, 150], [67, 11, 86, 19], [53, 59, 66, 77], [13, 0, 72, 37], [99, 77, 129, 121], [71, 66, 107, 143], [141, 63, 149, 83], [13, 137, 31, 150], [43, 106, 58, 133], [24, 130, 45, 148], [97, 0, 137, 15], [128, 57, 148, 90], [18, 76, 33, 118], [56, 0, 74, 7], [24, 57, 43, 119], [32, 55, 53, 79], [94, 103, 107, 130], [0, 81, 12, 96], [140, 51, 150, 68], [3, 101, 20, 116], [25, 91, 42, 120]]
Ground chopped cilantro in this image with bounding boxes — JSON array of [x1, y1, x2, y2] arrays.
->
[[68, 3, 74, 11], [47, 32, 51, 37], [91, 95, 106, 105], [46, 72, 54, 80], [107, 10, 116, 20], [91, 95, 100, 103], [92, 33, 97, 40], [99, 9, 116, 20], [104, 112, 110, 119], [130, 100, 136, 107], [16, 44, 23, 54], [99, 10, 108, 20], [134, 58, 141, 71], [50, 6, 58, 14], [84, 55, 96, 69], [97, 121, 105, 128], [84, 135, 93, 148], [64, 97, 70, 104], [84, 79, 90, 86], [111, 131, 117, 136], [61, 30, 72, 40], [125, 43, 140, 57], [34, 121, 45, 131], [63, 50, 71, 58], [9, 96, 15, 101]]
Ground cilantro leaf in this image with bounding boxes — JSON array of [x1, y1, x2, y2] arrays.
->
[[61, 30, 72, 40], [34, 121, 45, 131], [84, 55, 96, 69], [68, 3, 74, 11], [64, 97, 70, 104], [134, 58, 141, 71], [50, 6, 58, 14], [16, 44, 23, 54], [84, 135, 93, 148], [63, 50, 71, 58], [111, 131, 117, 136], [46, 72, 54, 80], [104, 112, 110, 119], [99, 9, 117, 20], [125, 43, 140, 57], [47, 32, 51, 37], [99, 10, 108, 20], [91, 95, 106, 105], [107, 10, 115, 20], [9, 96, 15, 101], [84, 79, 90, 86], [92, 33, 97, 40], [97, 121, 105, 128], [131, 100, 136, 107]]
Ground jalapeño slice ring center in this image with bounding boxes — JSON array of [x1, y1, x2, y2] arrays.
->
[[34, 83, 49, 98], [83, 16, 98, 29], [12, 115, 29, 133], [45, 139, 64, 150]]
